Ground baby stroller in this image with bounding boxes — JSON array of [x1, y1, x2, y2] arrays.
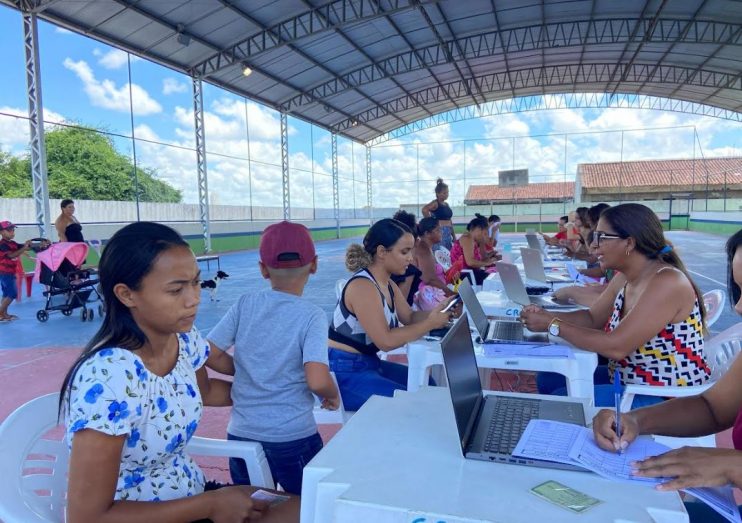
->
[[34, 242, 102, 322]]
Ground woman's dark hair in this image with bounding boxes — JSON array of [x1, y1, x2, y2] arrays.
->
[[417, 216, 439, 237], [488, 215, 500, 223], [575, 207, 589, 226], [466, 213, 488, 231], [346, 218, 413, 272], [587, 203, 610, 228], [435, 178, 448, 195], [59, 222, 190, 417], [560, 216, 569, 223], [726, 228, 742, 310], [61, 199, 74, 209], [601, 203, 706, 324], [393, 210, 417, 238]]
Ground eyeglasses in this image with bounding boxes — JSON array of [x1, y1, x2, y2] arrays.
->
[[594, 231, 624, 246]]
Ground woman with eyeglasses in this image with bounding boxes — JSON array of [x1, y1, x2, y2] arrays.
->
[[520, 203, 710, 408], [592, 228, 742, 523]]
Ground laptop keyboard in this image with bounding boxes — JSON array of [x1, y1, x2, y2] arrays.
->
[[483, 398, 540, 454], [489, 321, 524, 341]]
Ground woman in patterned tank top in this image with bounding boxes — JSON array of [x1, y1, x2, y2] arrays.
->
[[592, 228, 742, 522], [521, 203, 710, 409]]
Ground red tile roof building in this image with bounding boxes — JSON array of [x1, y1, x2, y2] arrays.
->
[[464, 157, 742, 204]]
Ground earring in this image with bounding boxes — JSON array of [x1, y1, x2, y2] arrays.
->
[[625, 249, 631, 256]]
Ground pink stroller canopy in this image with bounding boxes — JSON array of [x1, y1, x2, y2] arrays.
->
[[34, 242, 89, 281]]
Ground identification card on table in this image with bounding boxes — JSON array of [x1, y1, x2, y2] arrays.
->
[[531, 480, 602, 513]]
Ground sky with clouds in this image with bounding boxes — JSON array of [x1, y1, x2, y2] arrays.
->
[[0, 4, 740, 212]]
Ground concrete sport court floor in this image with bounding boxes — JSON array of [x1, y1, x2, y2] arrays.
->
[[0, 230, 738, 483]]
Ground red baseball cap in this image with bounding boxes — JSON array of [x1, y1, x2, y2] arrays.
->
[[259, 221, 316, 269], [0, 221, 16, 231]]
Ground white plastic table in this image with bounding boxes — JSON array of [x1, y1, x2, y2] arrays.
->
[[406, 334, 598, 404], [301, 387, 687, 523]]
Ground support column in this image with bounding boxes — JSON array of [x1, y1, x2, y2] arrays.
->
[[366, 145, 372, 224], [332, 133, 340, 239], [280, 112, 290, 220], [192, 77, 211, 253], [22, 11, 51, 238]]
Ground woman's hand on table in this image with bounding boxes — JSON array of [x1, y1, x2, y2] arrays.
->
[[631, 447, 742, 491], [519, 306, 553, 332], [208, 485, 269, 522]]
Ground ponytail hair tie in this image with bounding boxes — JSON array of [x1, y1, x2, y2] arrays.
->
[[657, 245, 673, 256]]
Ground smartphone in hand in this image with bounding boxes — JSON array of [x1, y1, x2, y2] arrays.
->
[[441, 295, 462, 313]]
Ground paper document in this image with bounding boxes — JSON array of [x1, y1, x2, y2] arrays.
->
[[514, 420, 741, 523], [482, 344, 574, 359], [512, 419, 583, 466]]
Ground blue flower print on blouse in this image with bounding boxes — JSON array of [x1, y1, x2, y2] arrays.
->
[[186, 384, 196, 398], [124, 468, 145, 489], [84, 383, 104, 404], [108, 400, 130, 422], [99, 348, 113, 357], [70, 419, 88, 432], [185, 420, 198, 441], [156, 397, 168, 413], [134, 359, 148, 381], [127, 428, 141, 448], [166, 433, 184, 453]]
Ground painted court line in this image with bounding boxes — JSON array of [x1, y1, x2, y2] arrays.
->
[[687, 269, 726, 287]]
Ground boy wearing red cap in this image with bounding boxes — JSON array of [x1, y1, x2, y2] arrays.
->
[[0, 221, 31, 321], [207, 221, 339, 494]]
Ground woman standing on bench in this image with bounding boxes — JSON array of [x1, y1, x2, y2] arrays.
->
[[329, 218, 453, 411]]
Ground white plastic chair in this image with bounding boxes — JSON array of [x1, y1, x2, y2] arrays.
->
[[619, 323, 742, 447], [434, 247, 451, 270], [703, 289, 726, 329], [0, 392, 273, 523], [313, 372, 354, 425]]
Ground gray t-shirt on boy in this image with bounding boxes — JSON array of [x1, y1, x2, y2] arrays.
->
[[208, 288, 329, 442]]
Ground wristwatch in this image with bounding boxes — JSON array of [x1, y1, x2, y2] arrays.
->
[[548, 318, 561, 337]]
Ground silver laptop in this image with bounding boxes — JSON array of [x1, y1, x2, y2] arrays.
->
[[525, 233, 543, 252], [441, 315, 586, 470], [457, 279, 548, 344], [520, 248, 572, 283], [496, 261, 575, 310]]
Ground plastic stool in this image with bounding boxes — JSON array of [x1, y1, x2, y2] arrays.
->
[[15, 272, 33, 302]]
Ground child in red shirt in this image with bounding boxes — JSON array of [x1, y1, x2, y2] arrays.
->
[[0, 221, 32, 321]]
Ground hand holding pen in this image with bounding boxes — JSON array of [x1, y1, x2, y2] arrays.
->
[[614, 369, 622, 453]]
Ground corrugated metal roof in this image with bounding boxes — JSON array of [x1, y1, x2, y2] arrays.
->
[[4, 0, 741, 143]]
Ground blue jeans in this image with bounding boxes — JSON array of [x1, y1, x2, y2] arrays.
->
[[227, 431, 322, 495], [328, 348, 412, 411], [536, 365, 666, 409]]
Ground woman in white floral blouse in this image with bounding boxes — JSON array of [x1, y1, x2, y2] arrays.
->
[[59, 222, 299, 523]]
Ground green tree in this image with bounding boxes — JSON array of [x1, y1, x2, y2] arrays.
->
[[0, 152, 31, 197], [0, 126, 181, 202]]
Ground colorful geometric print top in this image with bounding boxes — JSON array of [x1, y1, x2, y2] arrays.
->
[[65, 327, 209, 501], [606, 281, 710, 387]]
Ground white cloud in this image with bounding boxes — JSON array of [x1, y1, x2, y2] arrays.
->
[[0, 106, 67, 154], [55, 27, 72, 35], [63, 58, 162, 115], [162, 77, 188, 95], [92, 48, 136, 70]]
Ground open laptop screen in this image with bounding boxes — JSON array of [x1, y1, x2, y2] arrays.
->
[[457, 279, 489, 338], [440, 315, 483, 453]]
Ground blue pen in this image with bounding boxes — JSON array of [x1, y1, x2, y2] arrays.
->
[[613, 369, 622, 453]]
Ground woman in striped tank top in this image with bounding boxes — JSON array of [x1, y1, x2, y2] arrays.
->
[[521, 203, 710, 409], [328, 219, 454, 411]]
